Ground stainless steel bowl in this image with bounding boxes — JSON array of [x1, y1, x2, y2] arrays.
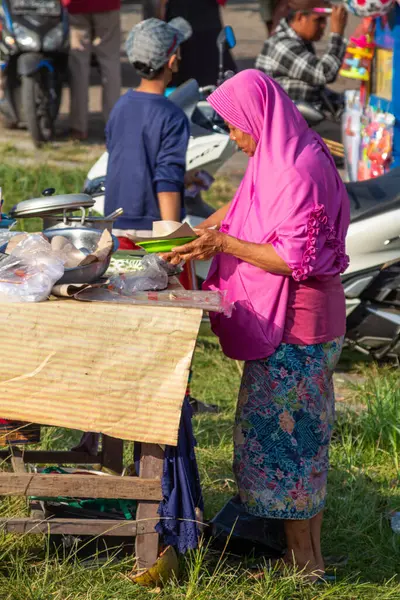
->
[[43, 228, 119, 285]]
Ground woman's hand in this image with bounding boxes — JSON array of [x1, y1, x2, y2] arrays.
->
[[162, 229, 226, 265], [162, 230, 292, 276]]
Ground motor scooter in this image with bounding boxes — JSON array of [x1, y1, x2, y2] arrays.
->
[[0, 0, 69, 145]]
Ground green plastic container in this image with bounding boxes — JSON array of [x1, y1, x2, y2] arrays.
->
[[137, 236, 196, 253]]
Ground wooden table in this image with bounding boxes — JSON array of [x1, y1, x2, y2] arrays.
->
[[0, 293, 203, 572], [0, 435, 164, 571]]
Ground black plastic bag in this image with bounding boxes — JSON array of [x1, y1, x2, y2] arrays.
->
[[209, 495, 286, 559]]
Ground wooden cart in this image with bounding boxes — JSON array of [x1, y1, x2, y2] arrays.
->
[[0, 437, 164, 571]]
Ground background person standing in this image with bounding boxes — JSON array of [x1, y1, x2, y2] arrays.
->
[[259, 0, 278, 35], [143, 0, 236, 86], [62, 0, 122, 140]]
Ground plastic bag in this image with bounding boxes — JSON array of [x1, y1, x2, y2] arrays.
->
[[358, 108, 395, 180], [108, 255, 169, 295], [0, 230, 23, 249], [0, 234, 64, 302], [76, 286, 234, 316], [210, 496, 286, 558]]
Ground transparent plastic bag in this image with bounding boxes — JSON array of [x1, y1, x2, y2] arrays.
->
[[0, 234, 65, 302], [0, 230, 23, 249], [108, 255, 169, 295], [76, 286, 233, 316]]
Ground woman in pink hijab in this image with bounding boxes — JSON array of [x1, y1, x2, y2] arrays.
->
[[164, 69, 350, 579]]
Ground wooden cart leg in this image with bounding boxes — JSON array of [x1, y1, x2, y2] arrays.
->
[[135, 443, 164, 571], [10, 447, 25, 474], [101, 435, 124, 474], [10, 447, 43, 519]]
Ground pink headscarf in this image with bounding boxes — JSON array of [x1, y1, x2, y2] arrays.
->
[[204, 70, 350, 361]]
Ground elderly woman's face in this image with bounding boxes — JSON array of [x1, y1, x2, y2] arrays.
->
[[227, 123, 257, 157]]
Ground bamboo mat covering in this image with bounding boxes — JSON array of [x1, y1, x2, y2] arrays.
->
[[0, 301, 202, 446]]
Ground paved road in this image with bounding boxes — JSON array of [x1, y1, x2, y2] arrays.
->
[[0, 1, 359, 178]]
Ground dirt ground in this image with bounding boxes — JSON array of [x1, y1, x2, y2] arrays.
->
[[0, 1, 360, 174]]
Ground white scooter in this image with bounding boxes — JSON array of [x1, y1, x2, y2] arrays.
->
[[341, 170, 400, 360]]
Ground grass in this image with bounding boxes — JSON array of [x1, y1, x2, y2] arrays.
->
[[0, 163, 89, 233], [1, 338, 400, 600], [203, 177, 237, 211]]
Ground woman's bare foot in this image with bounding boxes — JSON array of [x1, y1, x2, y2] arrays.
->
[[284, 519, 321, 581], [310, 511, 325, 575]]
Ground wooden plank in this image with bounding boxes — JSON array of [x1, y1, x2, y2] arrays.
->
[[100, 435, 124, 474], [322, 138, 345, 158], [8, 450, 44, 519], [0, 473, 162, 501], [135, 443, 164, 571], [0, 517, 155, 536], [10, 449, 26, 474], [0, 450, 101, 465]]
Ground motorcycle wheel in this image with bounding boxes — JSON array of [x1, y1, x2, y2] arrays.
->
[[21, 72, 58, 147]]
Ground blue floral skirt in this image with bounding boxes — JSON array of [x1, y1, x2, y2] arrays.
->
[[233, 338, 343, 520]]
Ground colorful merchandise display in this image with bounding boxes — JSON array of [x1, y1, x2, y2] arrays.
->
[[358, 107, 395, 179], [341, 5, 400, 180], [343, 0, 394, 18], [340, 20, 375, 84]]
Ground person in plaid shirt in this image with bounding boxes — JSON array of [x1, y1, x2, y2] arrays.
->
[[255, 0, 347, 110]]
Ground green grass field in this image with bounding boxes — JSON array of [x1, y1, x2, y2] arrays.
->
[[0, 161, 399, 599], [1, 339, 399, 600]]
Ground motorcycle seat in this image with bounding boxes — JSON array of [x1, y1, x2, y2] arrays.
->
[[345, 168, 400, 223]]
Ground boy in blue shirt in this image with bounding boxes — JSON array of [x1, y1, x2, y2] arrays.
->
[[104, 17, 192, 242]]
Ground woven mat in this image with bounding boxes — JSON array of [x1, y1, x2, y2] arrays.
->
[[0, 301, 202, 446]]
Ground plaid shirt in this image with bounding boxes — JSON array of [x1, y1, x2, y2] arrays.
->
[[255, 19, 346, 107]]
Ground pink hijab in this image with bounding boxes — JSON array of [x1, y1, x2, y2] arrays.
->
[[204, 70, 350, 361]]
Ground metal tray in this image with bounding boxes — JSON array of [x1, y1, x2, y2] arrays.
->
[[10, 194, 95, 218]]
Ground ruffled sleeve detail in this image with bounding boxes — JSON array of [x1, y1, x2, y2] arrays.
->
[[292, 203, 349, 282]]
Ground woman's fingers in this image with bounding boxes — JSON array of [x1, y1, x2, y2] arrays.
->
[[172, 240, 199, 254], [159, 252, 174, 260], [168, 254, 184, 265], [159, 252, 182, 265], [163, 231, 224, 263]]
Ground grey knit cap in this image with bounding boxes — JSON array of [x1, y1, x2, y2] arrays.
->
[[125, 17, 192, 71]]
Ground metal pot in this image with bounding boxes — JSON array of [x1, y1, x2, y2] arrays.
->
[[43, 207, 124, 233], [43, 214, 114, 233]]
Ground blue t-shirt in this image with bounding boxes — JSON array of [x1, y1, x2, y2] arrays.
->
[[105, 90, 190, 231]]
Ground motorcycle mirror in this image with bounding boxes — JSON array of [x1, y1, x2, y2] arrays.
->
[[216, 28, 227, 49], [225, 26, 236, 50], [216, 26, 236, 50], [42, 188, 56, 197], [217, 27, 236, 85]]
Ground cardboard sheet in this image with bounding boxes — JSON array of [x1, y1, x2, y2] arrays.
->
[[127, 221, 196, 243], [0, 300, 202, 446]]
